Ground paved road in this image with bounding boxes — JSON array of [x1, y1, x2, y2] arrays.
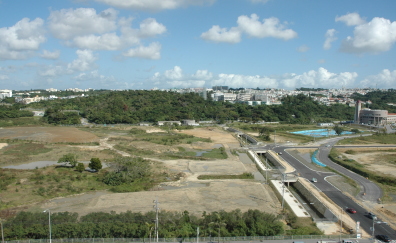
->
[[253, 138, 396, 239]]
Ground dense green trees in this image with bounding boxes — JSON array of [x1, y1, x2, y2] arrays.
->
[[43, 108, 81, 125], [3, 209, 287, 240], [333, 125, 344, 136], [27, 90, 359, 125], [0, 105, 33, 119], [89, 158, 102, 171]]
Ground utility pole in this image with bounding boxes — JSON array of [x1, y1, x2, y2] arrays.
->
[[197, 227, 199, 243], [281, 173, 285, 211], [43, 209, 51, 243], [0, 218, 4, 243], [153, 198, 160, 242]]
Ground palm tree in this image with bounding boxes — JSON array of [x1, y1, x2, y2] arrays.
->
[[208, 212, 226, 243]]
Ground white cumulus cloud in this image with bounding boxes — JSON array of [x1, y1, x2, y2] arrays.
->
[[201, 14, 297, 43], [123, 42, 161, 59], [200, 26, 241, 43], [360, 69, 396, 88], [340, 17, 396, 54], [335, 12, 366, 26], [48, 8, 118, 40], [73, 70, 116, 83], [67, 49, 98, 72], [41, 50, 60, 59], [323, 29, 337, 50], [73, 33, 123, 50], [94, 0, 215, 12], [280, 68, 358, 89], [149, 66, 358, 90], [0, 18, 46, 60], [138, 18, 167, 37], [237, 14, 297, 40], [48, 8, 166, 55]]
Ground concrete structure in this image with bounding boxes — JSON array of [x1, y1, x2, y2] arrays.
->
[[0, 89, 12, 99], [354, 100, 396, 125], [157, 121, 181, 126], [271, 180, 310, 217], [317, 123, 334, 127], [219, 93, 237, 102], [182, 119, 199, 126], [294, 179, 337, 222]]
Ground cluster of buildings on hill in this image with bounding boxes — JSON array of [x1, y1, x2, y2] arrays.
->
[[175, 86, 375, 107], [2, 87, 396, 127], [1, 87, 378, 105]]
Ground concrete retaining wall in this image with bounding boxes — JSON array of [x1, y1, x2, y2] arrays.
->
[[294, 179, 338, 222], [265, 150, 286, 172]]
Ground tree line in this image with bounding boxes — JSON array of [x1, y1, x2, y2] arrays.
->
[[7, 90, 396, 125], [29, 91, 357, 125], [2, 209, 287, 240]]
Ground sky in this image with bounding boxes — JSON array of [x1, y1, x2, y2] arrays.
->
[[1, 0, 396, 91]]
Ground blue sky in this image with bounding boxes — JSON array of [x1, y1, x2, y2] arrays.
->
[[1, 0, 396, 90]]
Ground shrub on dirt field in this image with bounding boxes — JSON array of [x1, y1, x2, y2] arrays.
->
[[76, 163, 85, 173], [345, 150, 356, 154], [89, 158, 102, 171], [102, 156, 151, 187]]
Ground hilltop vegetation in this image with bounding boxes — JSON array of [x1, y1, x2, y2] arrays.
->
[[24, 90, 358, 125]]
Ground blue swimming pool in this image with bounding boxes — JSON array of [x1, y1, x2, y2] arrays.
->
[[291, 129, 353, 137]]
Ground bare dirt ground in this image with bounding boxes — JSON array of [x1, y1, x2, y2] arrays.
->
[[0, 126, 281, 218], [0, 127, 99, 143], [2, 126, 396, 234], [339, 148, 396, 177]]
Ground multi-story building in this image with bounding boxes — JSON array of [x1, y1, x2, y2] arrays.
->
[[354, 100, 396, 125]]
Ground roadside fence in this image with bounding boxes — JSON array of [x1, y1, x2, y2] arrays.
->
[[3, 234, 357, 243]]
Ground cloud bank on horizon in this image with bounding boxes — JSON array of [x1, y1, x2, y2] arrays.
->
[[0, 0, 395, 90]]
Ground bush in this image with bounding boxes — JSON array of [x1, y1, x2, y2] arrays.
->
[[76, 163, 85, 173], [89, 158, 102, 171]]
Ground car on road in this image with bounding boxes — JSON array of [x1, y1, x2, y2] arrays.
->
[[367, 212, 377, 219], [278, 152, 282, 155], [311, 178, 317, 183], [346, 208, 357, 214], [376, 234, 391, 242]]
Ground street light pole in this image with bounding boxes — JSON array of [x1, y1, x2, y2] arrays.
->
[[1, 218, 4, 243], [43, 209, 51, 243], [153, 198, 160, 242]]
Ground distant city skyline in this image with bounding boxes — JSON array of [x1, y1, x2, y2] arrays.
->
[[1, 0, 396, 90]]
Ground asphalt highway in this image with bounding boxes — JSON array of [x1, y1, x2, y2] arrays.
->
[[254, 139, 396, 239]]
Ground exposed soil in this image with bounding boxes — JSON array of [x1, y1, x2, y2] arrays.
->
[[0, 126, 281, 218], [0, 127, 99, 143], [1, 126, 396, 233]]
